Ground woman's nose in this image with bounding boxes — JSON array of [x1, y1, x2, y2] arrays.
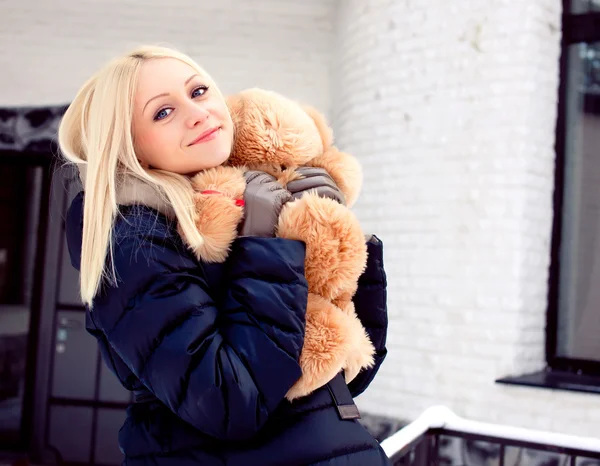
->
[[185, 105, 210, 129]]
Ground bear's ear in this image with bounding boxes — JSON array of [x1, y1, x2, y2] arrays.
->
[[301, 104, 334, 150]]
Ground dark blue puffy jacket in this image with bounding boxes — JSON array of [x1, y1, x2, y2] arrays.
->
[[65, 192, 389, 466]]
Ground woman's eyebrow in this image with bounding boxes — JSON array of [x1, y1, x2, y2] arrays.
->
[[185, 73, 200, 85], [143, 93, 168, 114]]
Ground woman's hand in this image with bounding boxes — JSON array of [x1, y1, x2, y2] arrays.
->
[[287, 167, 346, 206], [239, 170, 292, 237]]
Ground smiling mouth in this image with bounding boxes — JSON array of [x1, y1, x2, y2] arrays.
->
[[189, 127, 220, 146]]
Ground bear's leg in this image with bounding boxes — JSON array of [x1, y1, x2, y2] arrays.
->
[[286, 293, 354, 401]]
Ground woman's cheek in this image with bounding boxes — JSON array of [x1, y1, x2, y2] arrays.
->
[[139, 129, 165, 160]]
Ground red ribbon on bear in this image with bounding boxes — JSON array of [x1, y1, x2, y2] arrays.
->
[[200, 190, 245, 207]]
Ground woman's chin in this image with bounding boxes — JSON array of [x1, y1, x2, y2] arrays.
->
[[206, 147, 232, 168], [182, 151, 230, 175]]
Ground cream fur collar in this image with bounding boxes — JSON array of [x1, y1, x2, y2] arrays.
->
[[77, 164, 176, 219]]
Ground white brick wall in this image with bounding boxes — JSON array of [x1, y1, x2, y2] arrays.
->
[[0, 0, 335, 113], [2, 0, 599, 441], [334, 0, 600, 438]]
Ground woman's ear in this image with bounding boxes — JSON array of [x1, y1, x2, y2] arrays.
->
[[301, 104, 334, 150]]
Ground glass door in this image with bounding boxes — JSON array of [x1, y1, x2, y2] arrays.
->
[[0, 157, 46, 448]]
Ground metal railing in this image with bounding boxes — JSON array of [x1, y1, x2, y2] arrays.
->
[[381, 406, 600, 465]]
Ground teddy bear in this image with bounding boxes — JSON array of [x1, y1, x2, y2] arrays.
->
[[181, 88, 375, 400]]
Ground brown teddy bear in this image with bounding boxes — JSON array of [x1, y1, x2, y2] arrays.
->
[[182, 88, 375, 400]]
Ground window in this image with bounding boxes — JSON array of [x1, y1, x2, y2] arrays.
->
[[497, 1, 600, 393], [547, 1, 600, 375]]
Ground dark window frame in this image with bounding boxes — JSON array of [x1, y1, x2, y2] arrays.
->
[[546, 2, 600, 376]]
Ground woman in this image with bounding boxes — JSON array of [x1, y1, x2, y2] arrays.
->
[[60, 45, 390, 465]]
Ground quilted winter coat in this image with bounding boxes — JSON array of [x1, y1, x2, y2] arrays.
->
[[65, 188, 389, 466]]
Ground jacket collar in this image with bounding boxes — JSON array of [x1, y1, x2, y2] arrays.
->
[[77, 164, 176, 219]]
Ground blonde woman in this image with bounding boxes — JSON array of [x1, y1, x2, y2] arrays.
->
[[60, 45, 390, 465]]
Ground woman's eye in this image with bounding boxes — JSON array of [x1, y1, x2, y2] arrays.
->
[[154, 108, 173, 121], [191, 86, 209, 98]]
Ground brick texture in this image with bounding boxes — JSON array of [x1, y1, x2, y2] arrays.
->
[[333, 0, 600, 438]]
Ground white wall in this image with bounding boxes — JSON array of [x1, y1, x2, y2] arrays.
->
[[0, 0, 335, 114], [3, 0, 599, 440], [334, 0, 600, 437]]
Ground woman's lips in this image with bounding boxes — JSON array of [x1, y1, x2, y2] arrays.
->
[[189, 127, 220, 145]]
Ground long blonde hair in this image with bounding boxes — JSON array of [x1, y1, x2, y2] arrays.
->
[[58, 45, 219, 308]]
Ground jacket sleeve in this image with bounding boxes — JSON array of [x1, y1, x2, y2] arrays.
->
[[347, 235, 388, 397], [91, 223, 308, 441]]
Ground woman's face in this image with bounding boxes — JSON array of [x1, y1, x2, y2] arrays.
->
[[132, 58, 233, 175]]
